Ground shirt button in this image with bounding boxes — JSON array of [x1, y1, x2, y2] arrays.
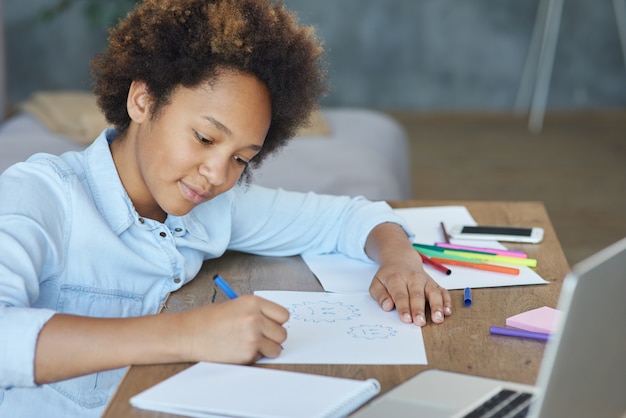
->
[[173, 277, 181, 284], [174, 228, 183, 233], [138, 217, 145, 224], [159, 231, 167, 238]]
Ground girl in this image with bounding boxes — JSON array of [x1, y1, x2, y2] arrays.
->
[[0, 1, 451, 416]]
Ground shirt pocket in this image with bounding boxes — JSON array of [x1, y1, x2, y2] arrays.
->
[[56, 284, 144, 318], [50, 285, 144, 409]]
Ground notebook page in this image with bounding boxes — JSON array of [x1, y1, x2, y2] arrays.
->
[[130, 362, 380, 418]]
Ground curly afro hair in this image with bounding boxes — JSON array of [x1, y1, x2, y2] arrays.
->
[[91, 0, 328, 168]]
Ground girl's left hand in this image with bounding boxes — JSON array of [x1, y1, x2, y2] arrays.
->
[[369, 254, 452, 326], [365, 222, 452, 326]]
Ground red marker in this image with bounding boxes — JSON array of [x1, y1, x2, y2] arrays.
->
[[418, 252, 452, 275]]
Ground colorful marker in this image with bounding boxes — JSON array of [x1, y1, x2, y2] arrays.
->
[[213, 274, 239, 299], [430, 257, 520, 276], [440, 221, 451, 243], [435, 242, 528, 258], [418, 252, 452, 275], [489, 326, 551, 341], [413, 243, 497, 256], [443, 250, 537, 268]]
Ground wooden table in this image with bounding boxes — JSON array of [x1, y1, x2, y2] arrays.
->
[[103, 201, 570, 418]]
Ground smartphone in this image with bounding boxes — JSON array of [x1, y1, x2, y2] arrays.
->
[[448, 225, 544, 244]]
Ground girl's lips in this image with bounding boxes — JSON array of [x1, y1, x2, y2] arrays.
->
[[179, 181, 208, 204]]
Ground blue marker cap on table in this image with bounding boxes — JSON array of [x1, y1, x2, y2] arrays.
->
[[213, 274, 239, 299], [464, 287, 472, 307]]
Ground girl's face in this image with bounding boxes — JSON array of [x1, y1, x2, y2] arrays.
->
[[113, 71, 271, 222]]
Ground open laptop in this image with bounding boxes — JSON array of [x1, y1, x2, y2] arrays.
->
[[353, 237, 626, 418]]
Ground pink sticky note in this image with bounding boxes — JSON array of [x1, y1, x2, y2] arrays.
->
[[506, 306, 562, 334]]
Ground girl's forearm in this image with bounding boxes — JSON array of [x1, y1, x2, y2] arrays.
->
[[34, 312, 184, 384]]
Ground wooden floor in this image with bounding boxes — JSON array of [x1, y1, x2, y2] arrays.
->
[[388, 110, 626, 267]]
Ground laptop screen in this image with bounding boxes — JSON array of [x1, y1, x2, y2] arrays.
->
[[530, 237, 626, 417]]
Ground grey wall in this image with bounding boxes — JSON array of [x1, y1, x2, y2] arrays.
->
[[0, 0, 6, 119], [4, 0, 626, 111]]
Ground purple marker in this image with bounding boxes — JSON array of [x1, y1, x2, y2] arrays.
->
[[489, 326, 552, 341]]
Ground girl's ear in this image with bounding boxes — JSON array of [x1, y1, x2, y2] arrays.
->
[[127, 80, 152, 123]]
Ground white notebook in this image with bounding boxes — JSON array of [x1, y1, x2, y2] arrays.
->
[[130, 362, 380, 418]]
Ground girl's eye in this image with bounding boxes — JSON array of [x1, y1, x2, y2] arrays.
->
[[234, 156, 249, 168], [195, 132, 214, 145]]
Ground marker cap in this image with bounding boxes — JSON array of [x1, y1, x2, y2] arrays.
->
[[464, 287, 472, 307]]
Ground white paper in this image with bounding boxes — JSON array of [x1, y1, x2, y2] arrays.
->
[[255, 291, 427, 365], [302, 206, 548, 292]]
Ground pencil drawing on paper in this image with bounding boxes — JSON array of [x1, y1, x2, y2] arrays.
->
[[289, 300, 361, 322], [347, 324, 397, 340], [286, 300, 399, 340]]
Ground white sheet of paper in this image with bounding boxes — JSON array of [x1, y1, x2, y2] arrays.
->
[[255, 291, 427, 365], [302, 206, 548, 292]]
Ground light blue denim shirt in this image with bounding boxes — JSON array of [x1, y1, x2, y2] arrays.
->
[[0, 129, 412, 417]]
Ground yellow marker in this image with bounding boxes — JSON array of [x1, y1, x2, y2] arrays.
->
[[443, 250, 537, 268]]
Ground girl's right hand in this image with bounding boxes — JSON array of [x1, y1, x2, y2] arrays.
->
[[176, 294, 289, 364]]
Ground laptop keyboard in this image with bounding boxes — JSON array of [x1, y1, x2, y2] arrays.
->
[[463, 389, 534, 418]]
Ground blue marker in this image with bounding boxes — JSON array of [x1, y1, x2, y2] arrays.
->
[[213, 274, 239, 299], [464, 287, 473, 307]]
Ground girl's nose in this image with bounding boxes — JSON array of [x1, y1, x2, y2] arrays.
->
[[199, 154, 228, 187]]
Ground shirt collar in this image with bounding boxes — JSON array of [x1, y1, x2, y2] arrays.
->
[[83, 129, 137, 235]]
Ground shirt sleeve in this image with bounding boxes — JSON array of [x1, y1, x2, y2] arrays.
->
[[226, 185, 414, 261], [0, 161, 67, 388]]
